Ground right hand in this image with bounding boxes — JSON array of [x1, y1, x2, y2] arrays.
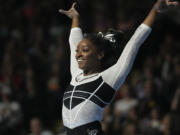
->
[[154, 0, 179, 13], [59, 2, 79, 19]]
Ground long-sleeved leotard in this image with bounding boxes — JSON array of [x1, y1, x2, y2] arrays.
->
[[62, 24, 152, 130]]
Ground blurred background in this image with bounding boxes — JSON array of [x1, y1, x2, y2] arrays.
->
[[0, 0, 180, 135]]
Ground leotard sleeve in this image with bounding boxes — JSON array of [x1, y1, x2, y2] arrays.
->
[[101, 24, 152, 90], [69, 27, 83, 78]]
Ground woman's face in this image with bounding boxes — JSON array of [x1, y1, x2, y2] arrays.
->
[[76, 38, 103, 75]]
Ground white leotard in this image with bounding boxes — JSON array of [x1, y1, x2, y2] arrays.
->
[[62, 24, 152, 129]]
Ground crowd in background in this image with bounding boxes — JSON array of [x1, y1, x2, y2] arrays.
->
[[0, 0, 180, 135]]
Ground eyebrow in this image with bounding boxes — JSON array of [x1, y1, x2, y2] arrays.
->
[[82, 45, 89, 48], [77, 44, 89, 49]]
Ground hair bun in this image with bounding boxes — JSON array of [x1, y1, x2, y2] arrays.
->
[[98, 29, 124, 47], [98, 31, 116, 43], [106, 28, 124, 45]]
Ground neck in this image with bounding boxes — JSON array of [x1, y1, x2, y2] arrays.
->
[[83, 67, 101, 76], [83, 70, 99, 76]]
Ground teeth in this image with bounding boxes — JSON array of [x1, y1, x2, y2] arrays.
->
[[77, 59, 83, 62]]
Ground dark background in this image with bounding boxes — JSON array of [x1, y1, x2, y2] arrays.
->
[[0, 0, 180, 135]]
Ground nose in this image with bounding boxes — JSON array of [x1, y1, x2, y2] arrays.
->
[[76, 50, 82, 59]]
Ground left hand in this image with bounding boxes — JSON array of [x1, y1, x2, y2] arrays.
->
[[59, 2, 79, 19], [154, 0, 179, 13]]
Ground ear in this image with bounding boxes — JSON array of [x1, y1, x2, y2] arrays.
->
[[98, 51, 104, 60]]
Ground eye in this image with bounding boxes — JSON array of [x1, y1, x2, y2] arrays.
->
[[75, 49, 79, 52], [82, 46, 89, 52], [82, 48, 89, 52]]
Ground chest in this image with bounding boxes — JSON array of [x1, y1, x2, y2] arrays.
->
[[63, 77, 116, 109]]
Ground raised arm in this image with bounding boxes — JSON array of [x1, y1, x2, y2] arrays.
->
[[59, 3, 83, 77], [59, 3, 80, 28], [143, 0, 178, 27], [102, 0, 179, 90]]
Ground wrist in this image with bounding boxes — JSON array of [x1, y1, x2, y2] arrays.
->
[[73, 14, 79, 19], [72, 15, 80, 28], [152, 1, 161, 14]]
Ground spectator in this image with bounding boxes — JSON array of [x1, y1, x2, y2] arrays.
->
[[29, 118, 54, 135], [114, 83, 138, 118]]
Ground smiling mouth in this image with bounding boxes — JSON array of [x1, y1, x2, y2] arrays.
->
[[77, 58, 85, 62], [77, 59, 83, 62]]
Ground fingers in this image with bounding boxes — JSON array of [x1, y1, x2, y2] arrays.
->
[[165, 0, 170, 5], [169, 1, 179, 6], [58, 2, 77, 15], [59, 9, 68, 15], [72, 2, 76, 9], [59, 10, 72, 18], [165, 0, 179, 6], [58, 2, 79, 19]]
